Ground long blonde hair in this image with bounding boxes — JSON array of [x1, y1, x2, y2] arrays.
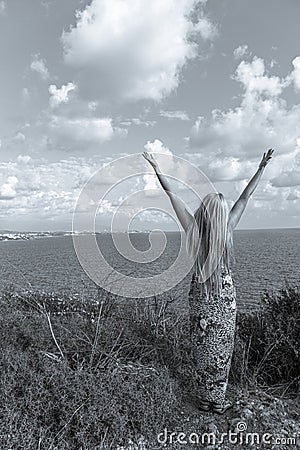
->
[[186, 193, 234, 296]]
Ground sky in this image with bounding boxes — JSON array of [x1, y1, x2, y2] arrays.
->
[[0, 0, 300, 231]]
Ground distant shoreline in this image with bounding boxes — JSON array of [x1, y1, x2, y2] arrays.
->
[[0, 227, 299, 242]]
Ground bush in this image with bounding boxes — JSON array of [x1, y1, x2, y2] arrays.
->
[[0, 284, 299, 447], [231, 286, 300, 394], [0, 288, 182, 449]]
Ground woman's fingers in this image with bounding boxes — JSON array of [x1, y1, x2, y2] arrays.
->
[[263, 148, 274, 164], [262, 148, 274, 164], [142, 151, 156, 167]]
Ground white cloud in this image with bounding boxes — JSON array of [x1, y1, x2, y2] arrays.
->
[[49, 116, 115, 144], [121, 118, 155, 127], [0, 155, 151, 228], [270, 151, 300, 187], [133, 209, 171, 224], [13, 132, 26, 142], [49, 82, 76, 108], [183, 152, 259, 189], [62, 0, 217, 102], [143, 139, 174, 195], [30, 54, 49, 80], [291, 56, 300, 92], [160, 110, 190, 121], [0, 176, 18, 200], [0, 147, 297, 229], [0, 1, 6, 15], [144, 139, 173, 157], [17, 155, 32, 165], [189, 54, 300, 225], [21, 87, 30, 102], [0, 157, 96, 218], [233, 44, 250, 60], [287, 190, 300, 201], [192, 16, 218, 41], [88, 101, 98, 111], [190, 56, 299, 164], [270, 59, 278, 69], [234, 57, 288, 96]]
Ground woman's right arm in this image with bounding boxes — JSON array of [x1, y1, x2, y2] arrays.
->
[[142, 152, 194, 233]]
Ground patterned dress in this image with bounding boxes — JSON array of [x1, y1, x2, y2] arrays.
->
[[188, 264, 237, 405]]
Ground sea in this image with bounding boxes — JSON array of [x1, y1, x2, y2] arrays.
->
[[0, 228, 299, 312]]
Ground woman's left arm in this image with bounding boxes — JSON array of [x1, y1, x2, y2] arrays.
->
[[228, 149, 274, 230]]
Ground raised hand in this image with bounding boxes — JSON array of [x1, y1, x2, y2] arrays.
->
[[259, 148, 274, 169], [142, 151, 159, 170]]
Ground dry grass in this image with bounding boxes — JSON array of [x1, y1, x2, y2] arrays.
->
[[0, 285, 299, 448]]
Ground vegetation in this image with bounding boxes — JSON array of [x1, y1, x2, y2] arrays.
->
[[232, 286, 300, 394], [0, 285, 299, 449]]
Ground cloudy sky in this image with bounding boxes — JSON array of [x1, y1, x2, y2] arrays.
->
[[0, 0, 299, 231]]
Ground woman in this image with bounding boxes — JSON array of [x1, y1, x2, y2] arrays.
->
[[143, 149, 274, 414]]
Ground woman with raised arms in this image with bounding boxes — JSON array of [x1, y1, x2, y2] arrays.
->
[[143, 149, 274, 414]]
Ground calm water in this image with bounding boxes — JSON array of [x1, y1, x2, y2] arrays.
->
[[0, 229, 299, 312]]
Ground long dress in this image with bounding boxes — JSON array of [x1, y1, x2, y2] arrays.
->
[[188, 264, 237, 405]]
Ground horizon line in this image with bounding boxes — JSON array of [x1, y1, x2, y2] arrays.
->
[[0, 226, 299, 234]]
